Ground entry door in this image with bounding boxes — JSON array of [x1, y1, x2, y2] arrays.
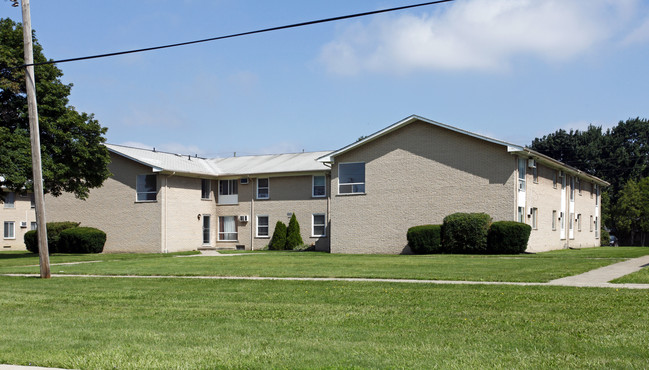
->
[[202, 215, 211, 245]]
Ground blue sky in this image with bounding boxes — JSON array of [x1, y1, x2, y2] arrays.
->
[[3, 0, 649, 157]]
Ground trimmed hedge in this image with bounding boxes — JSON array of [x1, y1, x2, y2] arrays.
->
[[269, 221, 287, 250], [442, 213, 492, 254], [58, 227, 106, 253], [24, 221, 80, 253], [407, 225, 442, 254], [600, 229, 610, 246], [487, 221, 531, 254], [286, 214, 303, 250]]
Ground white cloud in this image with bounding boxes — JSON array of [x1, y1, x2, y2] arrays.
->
[[320, 0, 641, 75]]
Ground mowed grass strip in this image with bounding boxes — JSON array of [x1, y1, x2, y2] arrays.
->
[[613, 266, 649, 284], [2, 247, 648, 282], [1, 276, 648, 369]]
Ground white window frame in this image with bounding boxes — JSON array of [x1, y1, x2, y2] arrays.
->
[[590, 215, 594, 232], [552, 210, 557, 231], [517, 207, 525, 223], [256, 215, 269, 238], [136, 174, 157, 202], [338, 162, 366, 195], [218, 216, 238, 241], [3, 192, 15, 208], [518, 158, 526, 192], [257, 178, 269, 200], [577, 178, 581, 195], [312, 175, 326, 198], [201, 179, 211, 200], [553, 171, 558, 189], [312, 213, 326, 237], [532, 166, 538, 184], [4, 221, 15, 239], [531, 208, 538, 230], [30, 222, 37, 231], [577, 214, 582, 232]]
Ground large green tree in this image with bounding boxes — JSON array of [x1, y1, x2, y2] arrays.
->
[[0, 18, 110, 200], [530, 118, 649, 244]]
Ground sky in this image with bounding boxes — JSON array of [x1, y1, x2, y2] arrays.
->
[[2, 0, 649, 158]]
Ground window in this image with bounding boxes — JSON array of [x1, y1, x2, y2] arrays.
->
[[595, 217, 599, 238], [31, 222, 37, 231], [517, 207, 525, 223], [218, 216, 238, 241], [570, 176, 575, 201], [257, 178, 269, 199], [590, 183, 594, 198], [518, 158, 526, 192], [312, 214, 326, 237], [218, 180, 238, 204], [531, 208, 538, 229], [257, 215, 269, 237], [312, 175, 326, 197], [3, 192, 15, 208], [30, 194, 35, 208], [552, 210, 557, 231], [553, 171, 558, 189], [3, 221, 15, 239], [569, 212, 574, 231], [136, 174, 157, 201], [339, 162, 365, 194], [202, 215, 211, 244], [201, 179, 211, 200], [590, 215, 594, 232], [532, 166, 538, 184], [595, 185, 599, 205], [577, 178, 581, 195], [577, 214, 582, 232]]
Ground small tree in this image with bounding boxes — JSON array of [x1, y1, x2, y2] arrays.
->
[[286, 213, 303, 250], [269, 221, 287, 250]]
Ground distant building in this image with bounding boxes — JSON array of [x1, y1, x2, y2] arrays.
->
[[2, 115, 608, 253]]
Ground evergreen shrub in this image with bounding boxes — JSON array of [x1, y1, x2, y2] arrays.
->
[[487, 221, 531, 254], [24, 221, 80, 253], [286, 214, 303, 250], [600, 230, 610, 246], [407, 225, 443, 254], [58, 227, 106, 253], [442, 213, 492, 254], [269, 221, 287, 250]]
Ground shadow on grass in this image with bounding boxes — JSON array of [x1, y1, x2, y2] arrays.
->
[[0, 252, 38, 260]]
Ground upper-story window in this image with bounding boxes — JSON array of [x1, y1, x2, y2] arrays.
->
[[570, 176, 575, 201], [201, 179, 211, 200], [518, 158, 526, 192], [532, 165, 538, 184], [257, 178, 269, 199], [339, 162, 365, 195], [553, 171, 558, 189], [219, 180, 238, 205], [136, 174, 157, 201], [313, 175, 326, 197], [3, 192, 15, 208]]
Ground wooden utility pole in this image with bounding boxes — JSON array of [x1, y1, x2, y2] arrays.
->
[[20, 0, 50, 278]]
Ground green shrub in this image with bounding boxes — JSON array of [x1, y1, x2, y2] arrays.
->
[[23, 221, 80, 254], [487, 221, 531, 254], [600, 229, 610, 246], [407, 225, 443, 254], [442, 213, 492, 254], [58, 227, 106, 253], [286, 214, 303, 250], [269, 221, 287, 250]]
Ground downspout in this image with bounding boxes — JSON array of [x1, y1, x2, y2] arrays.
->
[[250, 177, 254, 250], [163, 172, 176, 253]]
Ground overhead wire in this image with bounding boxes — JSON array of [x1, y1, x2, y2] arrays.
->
[[16, 0, 454, 69]]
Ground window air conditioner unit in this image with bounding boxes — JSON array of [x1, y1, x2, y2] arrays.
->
[[20, 221, 27, 228], [528, 159, 536, 168], [239, 215, 249, 222], [240, 178, 249, 185]]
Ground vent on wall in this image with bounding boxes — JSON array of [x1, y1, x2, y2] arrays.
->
[[20, 221, 27, 228]]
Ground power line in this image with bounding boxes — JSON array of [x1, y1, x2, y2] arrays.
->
[[17, 0, 454, 69]]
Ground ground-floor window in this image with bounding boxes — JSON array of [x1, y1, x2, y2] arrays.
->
[[219, 216, 238, 241], [257, 215, 269, 237], [30, 222, 37, 230], [312, 214, 326, 237], [517, 207, 524, 223], [577, 214, 582, 232], [595, 217, 599, 238], [202, 215, 211, 244], [552, 210, 557, 231], [590, 215, 594, 232], [3, 221, 15, 239], [531, 208, 538, 229]]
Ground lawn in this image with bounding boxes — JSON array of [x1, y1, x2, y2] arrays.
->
[[1, 276, 648, 369], [2, 247, 649, 283]]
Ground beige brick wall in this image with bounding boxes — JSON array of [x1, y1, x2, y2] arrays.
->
[[1, 192, 36, 250], [330, 120, 516, 254], [46, 153, 162, 253], [214, 175, 329, 251]]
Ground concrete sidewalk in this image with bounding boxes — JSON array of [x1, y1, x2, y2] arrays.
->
[[548, 254, 649, 288]]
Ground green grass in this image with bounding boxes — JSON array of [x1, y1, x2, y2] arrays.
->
[[612, 264, 649, 284], [1, 276, 648, 369], [3, 247, 648, 283]]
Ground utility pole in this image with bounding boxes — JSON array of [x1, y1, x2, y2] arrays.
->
[[18, 0, 50, 278]]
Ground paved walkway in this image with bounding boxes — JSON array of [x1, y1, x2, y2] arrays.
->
[[3, 255, 649, 289]]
